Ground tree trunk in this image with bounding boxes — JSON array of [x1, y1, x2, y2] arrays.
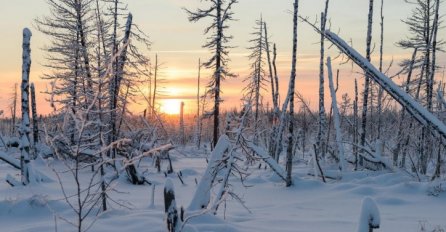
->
[[317, 0, 330, 159], [180, 102, 185, 145], [286, 0, 300, 187], [213, 0, 223, 148], [152, 54, 158, 115], [264, 21, 276, 110], [354, 78, 359, 170], [196, 59, 201, 148], [327, 57, 345, 173], [359, 0, 374, 167], [376, 0, 384, 140], [164, 179, 179, 232], [20, 28, 32, 185], [30, 83, 39, 146]]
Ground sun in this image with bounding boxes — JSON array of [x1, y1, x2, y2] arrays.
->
[[160, 99, 182, 115]]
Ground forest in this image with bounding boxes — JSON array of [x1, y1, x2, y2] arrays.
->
[[0, 0, 445, 231]]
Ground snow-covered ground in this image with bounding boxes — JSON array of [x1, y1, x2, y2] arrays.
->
[[0, 146, 445, 232]]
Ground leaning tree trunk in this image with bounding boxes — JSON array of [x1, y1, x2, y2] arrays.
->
[[264, 21, 276, 111], [20, 28, 32, 185], [327, 57, 345, 173], [109, 13, 133, 161]]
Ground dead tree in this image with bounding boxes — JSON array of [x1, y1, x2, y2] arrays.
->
[[30, 83, 39, 145], [264, 21, 277, 111], [354, 79, 359, 169], [286, 0, 300, 187], [185, 0, 238, 148], [196, 58, 202, 148], [164, 179, 179, 232], [109, 12, 133, 160], [376, 0, 385, 140], [151, 54, 159, 115], [396, 0, 444, 174], [324, 31, 446, 140], [10, 83, 18, 136], [317, 0, 330, 159], [327, 57, 345, 173], [244, 16, 267, 144], [180, 101, 185, 145], [20, 28, 32, 185], [359, 0, 375, 167]]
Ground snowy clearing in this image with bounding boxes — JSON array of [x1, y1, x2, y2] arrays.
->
[[0, 147, 445, 232]]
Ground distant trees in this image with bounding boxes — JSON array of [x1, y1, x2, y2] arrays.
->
[[185, 0, 238, 148]]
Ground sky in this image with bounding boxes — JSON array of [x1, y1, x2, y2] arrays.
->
[[0, 0, 445, 116]]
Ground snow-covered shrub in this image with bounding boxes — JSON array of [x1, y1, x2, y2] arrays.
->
[[427, 182, 446, 197], [357, 197, 380, 232]]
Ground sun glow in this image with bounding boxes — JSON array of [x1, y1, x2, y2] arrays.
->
[[160, 99, 182, 115]]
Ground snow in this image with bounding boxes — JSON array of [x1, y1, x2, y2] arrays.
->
[[0, 147, 445, 232], [23, 28, 32, 42], [165, 178, 175, 193]]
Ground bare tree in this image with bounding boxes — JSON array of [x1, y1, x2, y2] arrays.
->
[[359, 0, 375, 167], [10, 83, 18, 136], [30, 83, 39, 146], [185, 0, 238, 148], [397, 0, 444, 174], [264, 21, 278, 111], [286, 0, 300, 187], [327, 57, 345, 173], [195, 58, 202, 148], [179, 101, 185, 145], [20, 28, 32, 185], [376, 0, 385, 140], [354, 78, 359, 169], [316, 0, 330, 159], [244, 16, 268, 144]]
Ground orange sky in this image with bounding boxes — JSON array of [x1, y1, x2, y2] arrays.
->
[[0, 0, 445, 117]]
